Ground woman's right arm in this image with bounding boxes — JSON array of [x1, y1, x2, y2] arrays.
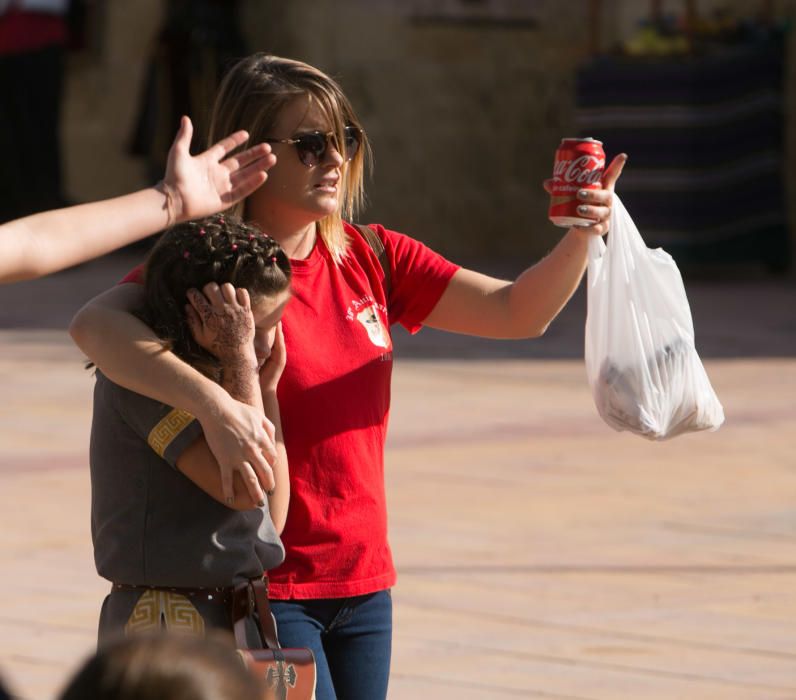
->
[[70, 283, 277, 504]]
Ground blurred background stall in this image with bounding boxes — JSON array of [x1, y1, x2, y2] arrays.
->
[[39, 0, 796, 272], [577, 0, 790, 273]]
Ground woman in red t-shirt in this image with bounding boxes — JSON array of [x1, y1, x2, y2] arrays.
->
[[70, 54, 625, 700]]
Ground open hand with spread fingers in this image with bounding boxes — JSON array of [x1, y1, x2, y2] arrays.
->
[[162, 116, 277, 225]]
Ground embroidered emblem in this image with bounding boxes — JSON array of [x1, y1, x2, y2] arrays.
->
[[266, 660, 299, 699], [148, 408, 195, 457], [236, 652, 302, 700], [125, 589, 205, 636]]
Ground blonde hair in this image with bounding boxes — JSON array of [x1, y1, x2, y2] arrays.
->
[[208, 54, 371, 262]]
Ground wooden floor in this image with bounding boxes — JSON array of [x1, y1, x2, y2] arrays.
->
[[0, 257, 794, 699]]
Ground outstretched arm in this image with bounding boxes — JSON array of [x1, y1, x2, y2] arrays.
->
[[424, 154, 627, 338], [0, 116, 275, 284]]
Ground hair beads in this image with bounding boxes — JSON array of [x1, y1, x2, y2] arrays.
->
[[141, 214, 291, 379]]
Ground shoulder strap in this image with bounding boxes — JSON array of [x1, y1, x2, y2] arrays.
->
[[354, 223, 391, 300], [232, 578, 280, 650]]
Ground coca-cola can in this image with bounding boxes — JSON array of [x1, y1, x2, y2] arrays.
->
[[548, 137, 605, 227]]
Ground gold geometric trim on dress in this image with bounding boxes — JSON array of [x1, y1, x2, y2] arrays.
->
[[163, 592, 205, 634], [124, 589, 205, 636], [124, 589, 160, 634], [147, 408, 195, 458]]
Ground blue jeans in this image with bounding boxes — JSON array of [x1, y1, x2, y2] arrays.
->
[[269, 590, 392, 700]]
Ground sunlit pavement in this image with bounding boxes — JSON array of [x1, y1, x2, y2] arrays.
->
[[1, 252, 794, 699]]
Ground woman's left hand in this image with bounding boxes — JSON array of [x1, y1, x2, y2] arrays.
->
[[544, 153, 627, 237], [259, 322, 287, 394]]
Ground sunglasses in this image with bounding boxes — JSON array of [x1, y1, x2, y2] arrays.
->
[[265, 126, 362, 167]]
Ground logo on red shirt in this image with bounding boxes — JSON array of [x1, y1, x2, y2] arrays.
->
[[346, 296, 389, 349]]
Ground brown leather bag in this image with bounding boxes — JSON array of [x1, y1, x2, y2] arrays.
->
[[232, 579, 316, 699]]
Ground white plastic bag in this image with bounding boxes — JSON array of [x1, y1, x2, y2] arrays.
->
[[584, 195, 724, 440]]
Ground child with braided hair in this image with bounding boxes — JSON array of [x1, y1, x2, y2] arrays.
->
[[89, 214, 292, 646]]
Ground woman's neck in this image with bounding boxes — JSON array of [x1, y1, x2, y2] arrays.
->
[[247, 212, 318, 259], [245, 193, 323, 259], [271, 222, 317, 260]]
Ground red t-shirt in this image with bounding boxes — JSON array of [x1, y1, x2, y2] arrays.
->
[[123, 223, 459, 599]]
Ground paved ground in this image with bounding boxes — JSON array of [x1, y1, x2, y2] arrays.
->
[[0, 251, 794, 699]]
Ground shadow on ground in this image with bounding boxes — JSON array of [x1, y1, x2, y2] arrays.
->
[[0, 251, 793, 359]]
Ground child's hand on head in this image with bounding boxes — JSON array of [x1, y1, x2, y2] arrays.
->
[[185, 282, 258, 369]]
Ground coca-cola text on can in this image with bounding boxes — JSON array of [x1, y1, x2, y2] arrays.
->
[[548, 137, 605, 227]]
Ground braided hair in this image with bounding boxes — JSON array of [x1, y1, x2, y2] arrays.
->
[[138, 214, 291, 378]]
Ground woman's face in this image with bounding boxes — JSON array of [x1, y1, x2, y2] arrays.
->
[[251, 290, 291, 369], [247, 95, 345, 230]]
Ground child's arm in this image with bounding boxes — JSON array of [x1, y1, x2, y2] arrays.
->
[[175, 352, 270, 512], [0, 116, 275, 284], [259, 323, 289, 533], [71, 282, 277, 506], [174, 286, 285, 515], [173, 334, 289, 520]]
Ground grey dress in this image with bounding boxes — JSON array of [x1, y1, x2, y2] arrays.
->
[[89, 371, 284, 646]]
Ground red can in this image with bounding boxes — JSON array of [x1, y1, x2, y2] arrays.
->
[[548, 137, 605, 227]]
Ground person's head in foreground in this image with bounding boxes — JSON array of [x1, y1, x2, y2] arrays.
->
[[57, 633, 262, 700]]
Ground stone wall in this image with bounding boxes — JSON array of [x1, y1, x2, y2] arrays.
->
[[62, 0, 161, 203], [240, 0, 593, 262]]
